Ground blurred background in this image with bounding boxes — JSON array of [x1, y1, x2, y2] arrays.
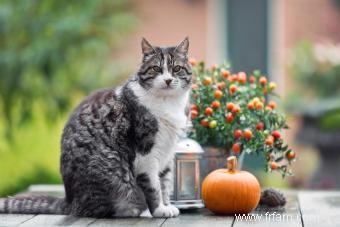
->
[[1, 0, 340, 196]]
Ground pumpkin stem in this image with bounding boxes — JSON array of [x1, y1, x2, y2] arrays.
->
[[227, 156, 237, 172]]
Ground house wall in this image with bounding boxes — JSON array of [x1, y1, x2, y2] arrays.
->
[[284, 0, 340, 48], [114, 0, 208, 68]]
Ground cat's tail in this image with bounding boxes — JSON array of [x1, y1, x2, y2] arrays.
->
[[0, 195, 70, 215]]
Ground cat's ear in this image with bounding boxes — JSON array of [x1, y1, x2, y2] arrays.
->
[[175, 37, 189, 55], [141, 38, 155, 55]]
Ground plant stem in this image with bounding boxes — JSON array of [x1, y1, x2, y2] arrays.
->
[[227, 156, 237, 172]]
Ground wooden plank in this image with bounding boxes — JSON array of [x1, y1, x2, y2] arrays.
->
[[5, 187, 339, 227], [233, 191, 302, 227], [162, 208, 233, 227], [0, 214, 36, 226], [18, 214, 95, 226], [89, 217, 165, 227], [298, 190, 340, 227]]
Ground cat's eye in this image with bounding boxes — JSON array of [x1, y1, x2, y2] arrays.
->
[[153, 66, 162, 72], [173, 65, 181, 73]]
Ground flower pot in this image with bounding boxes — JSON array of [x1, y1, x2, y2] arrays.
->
[[200, 147, 228, 183]]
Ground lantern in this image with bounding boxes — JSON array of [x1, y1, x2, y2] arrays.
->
[[171, 137, 204, 209]]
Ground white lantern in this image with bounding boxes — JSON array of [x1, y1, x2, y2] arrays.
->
[[171, 137, 204, 209]]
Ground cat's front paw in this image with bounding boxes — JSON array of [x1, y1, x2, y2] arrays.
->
[[167, 204, 180, 217], [152, 204, 180, 218]]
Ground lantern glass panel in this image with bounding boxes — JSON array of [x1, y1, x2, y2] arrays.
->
[[177, 159, 199, 200]]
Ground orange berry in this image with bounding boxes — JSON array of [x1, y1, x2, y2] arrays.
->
[[200, 118, 209, 127], [270, 162, 279, 170], [231, 104, 241, 113], [259, 76, 267, 86], [265, 136, 274, 146], [238, 72, 247, 84], [287, 151, 296, 160], [231, 143, 241, 154], [221, 70, 230, 78], [216, 82, 225, 90], [214, 90, 223, 99], [191, 104, 199, 111], [231, 74, 239, 82], [229, 84, 238, 94], [247, 102, 255, 110], [249, 76, 256, 83], [255, 102, 264, 110], [272, 130, 281, 139], [234, 129, 242, 139], [204, 107, 213, 116], [226, 113, 234, 123], [211, 100, 221, 109], [243, 129, 253, 140], [268, 101, 277, 109], [253, 97, 260, 103], [226, 102, 235, 111], [190, 110, 198, 119], [256, 122, 264, 130], [203, 77, 213, 86], [189, 58, 197, 66]]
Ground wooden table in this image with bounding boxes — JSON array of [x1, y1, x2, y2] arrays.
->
[[1, 185, 339, 226]]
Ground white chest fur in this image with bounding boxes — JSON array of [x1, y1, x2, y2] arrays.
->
[[129, 81, 189, 173]]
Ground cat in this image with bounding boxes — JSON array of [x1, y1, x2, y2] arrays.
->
[[0, 37, 192, 218]]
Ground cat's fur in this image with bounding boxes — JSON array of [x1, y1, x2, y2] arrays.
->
[[0, 38, 192, 218]]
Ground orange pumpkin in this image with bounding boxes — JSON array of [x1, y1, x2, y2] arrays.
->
[[202, 156, 261, 214]]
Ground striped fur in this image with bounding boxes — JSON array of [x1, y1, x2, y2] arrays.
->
[[0, 38, 191, 218], [0, 196, 69, 214]]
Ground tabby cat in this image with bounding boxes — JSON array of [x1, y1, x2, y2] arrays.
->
[[0, 38, 192, 218]]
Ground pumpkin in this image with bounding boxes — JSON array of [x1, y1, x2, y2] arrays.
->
[[202, 156, 261, 214]]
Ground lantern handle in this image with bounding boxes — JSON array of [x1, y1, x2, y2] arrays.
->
[[227, 156, 237, 172]]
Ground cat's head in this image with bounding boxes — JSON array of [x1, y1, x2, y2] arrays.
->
[[136, 37, 192, 96]]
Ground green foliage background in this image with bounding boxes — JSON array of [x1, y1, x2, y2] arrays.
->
[[288, 41, 340, 130], [290, 41, 340, 99], [0, 0, 136, 196]]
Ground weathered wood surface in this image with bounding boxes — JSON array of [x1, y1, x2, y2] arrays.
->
[[298, 191, 340, 227], [18, 214, 95, 226], [0, 214, 35, 227], [162, 208, 233, 227], [0, 186, 339, 226], [88, 217, 165, 227], [233, 191, 302, 227]]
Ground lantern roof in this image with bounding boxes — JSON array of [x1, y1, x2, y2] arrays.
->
[[175, 137, 204, 154]]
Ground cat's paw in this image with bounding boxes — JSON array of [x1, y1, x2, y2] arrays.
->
[[152, 204, 180, 218], [166, 204, 180, 217]]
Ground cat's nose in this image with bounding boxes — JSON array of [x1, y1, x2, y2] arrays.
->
[[165, 79, 173, 86]]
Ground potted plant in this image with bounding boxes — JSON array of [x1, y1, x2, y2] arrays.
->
[[288, 41, 340, 188], [188, 60, 294, 178]]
